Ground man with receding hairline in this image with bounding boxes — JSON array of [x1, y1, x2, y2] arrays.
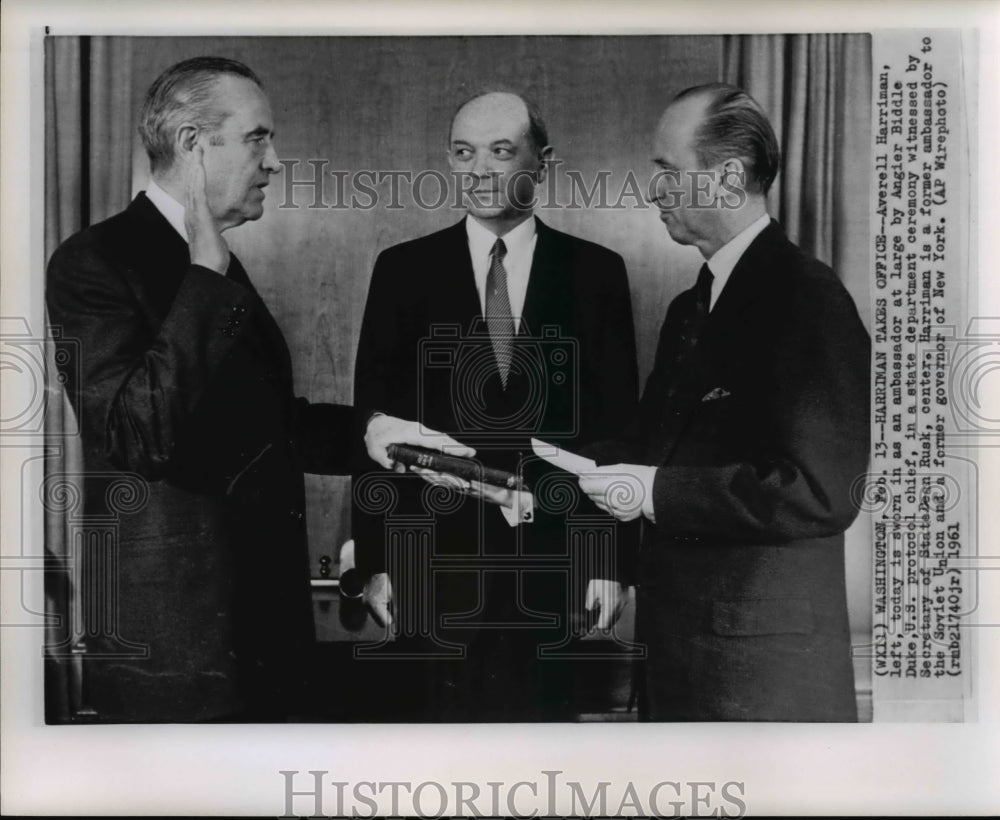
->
[[353, 90, 640, 720], [45, 56, 454, 722], [579, 83, 870, 721]]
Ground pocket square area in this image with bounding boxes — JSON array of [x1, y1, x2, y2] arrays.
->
[[701, 387, 732, 402]]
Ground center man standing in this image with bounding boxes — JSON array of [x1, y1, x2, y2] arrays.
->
[[353, 91, 639, 721]]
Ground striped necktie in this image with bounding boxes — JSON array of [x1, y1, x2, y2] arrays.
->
[[486, 237, 515, 387]]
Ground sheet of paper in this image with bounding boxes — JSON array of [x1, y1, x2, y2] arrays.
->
[[530, 437, 597, 475]]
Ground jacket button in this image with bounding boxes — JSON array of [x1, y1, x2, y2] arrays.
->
[[289, 509, 303, 520]]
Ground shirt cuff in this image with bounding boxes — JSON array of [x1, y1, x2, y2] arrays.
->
[[642, 466, 658, 523], [500, 491, 534, 527]]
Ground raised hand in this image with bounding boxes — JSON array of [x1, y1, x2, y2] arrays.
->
[[183, 143, 230, 274]]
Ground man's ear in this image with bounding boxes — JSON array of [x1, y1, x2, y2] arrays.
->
[[717, 158, 750, 209], [174, 123, 199, 162], [719, 158, 747, 195], [535, 144, 554, 184]]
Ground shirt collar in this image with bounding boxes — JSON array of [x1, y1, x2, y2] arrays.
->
[[705, 212, 770, 308], [145, 179, 189, 242], [465, 214, 537, 263]]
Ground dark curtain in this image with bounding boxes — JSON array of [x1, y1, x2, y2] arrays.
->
[[44, 35, 133, 720], [724, 33, 872, 327]]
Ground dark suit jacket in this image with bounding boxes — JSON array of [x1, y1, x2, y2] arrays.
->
[[593, 220, 870, 721], [46, 193, 353, 722], [351, 216, 639, 718]]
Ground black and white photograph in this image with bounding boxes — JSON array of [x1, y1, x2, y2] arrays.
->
[[2, 0, 998, 816]]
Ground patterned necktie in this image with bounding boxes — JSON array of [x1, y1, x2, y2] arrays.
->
[[694, 262, 714, 317], [486, 237, 515, 387], [675, 263, 714, 359]]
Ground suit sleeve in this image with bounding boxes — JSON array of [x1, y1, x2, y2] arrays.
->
[[46, 238, 255, 480], [291, 399, 354, 475], [581, 293, 683, 466], [586, 253, 639, 442], [351, 248, 416, 576], [582, 252, 642, 583], [650, 277, 871, 543]]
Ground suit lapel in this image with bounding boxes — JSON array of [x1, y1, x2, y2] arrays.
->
[[225, 254, 295, 390], [440, 216, 572, 336], [121, 192, 294, 394], [434, 216, 572, 400], [118, 193, 192, 324], [520, 217, 572, 337], [435, 219, 483, 332], [698, 219, 783, 345], [649, 220, 785, 463]]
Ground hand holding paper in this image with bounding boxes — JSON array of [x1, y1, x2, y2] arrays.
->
[[531, 439, 655, 522], [530, 437, 597, 475], [578, 463, 657, 523]]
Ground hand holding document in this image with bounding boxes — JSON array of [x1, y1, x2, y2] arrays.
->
[[365, 414, 475, 470], [532, 438, 654, 523], [530, 437, 597, 475]]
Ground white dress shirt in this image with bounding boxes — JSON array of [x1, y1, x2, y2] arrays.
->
[[465, 215, 537, 333], [704, 212, 770, 310], [146, 179, 189, 242], [464, 215, 538, 525]]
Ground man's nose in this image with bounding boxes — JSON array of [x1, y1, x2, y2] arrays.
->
[[647, 171, 671, 205], [470, 153, 494, 179], [262, 142, 280, 173]]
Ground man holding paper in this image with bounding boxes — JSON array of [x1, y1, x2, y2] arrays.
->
[[353, 90, 639, 720], [579, 84, 869, 721]]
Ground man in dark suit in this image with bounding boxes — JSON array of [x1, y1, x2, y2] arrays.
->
[[580, 83, 870, 721], [45, 57, 456, 722], [353, 91, 640, 720]]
